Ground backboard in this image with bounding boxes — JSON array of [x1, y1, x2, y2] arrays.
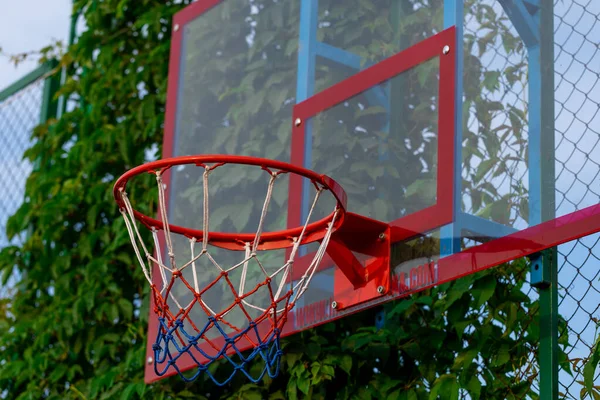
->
[[141, 0, 600, 383]]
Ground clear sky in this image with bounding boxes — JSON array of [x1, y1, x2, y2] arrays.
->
[[0, 0, 71, 90]]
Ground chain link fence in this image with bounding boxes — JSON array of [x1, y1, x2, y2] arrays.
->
[[0, 63, 58, 299], [554, 0, 600, 398], [463, 0, 599, 397], [0, 1, 598, 397]]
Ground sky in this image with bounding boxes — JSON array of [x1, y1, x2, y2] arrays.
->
[[0, 0, 71, 90]]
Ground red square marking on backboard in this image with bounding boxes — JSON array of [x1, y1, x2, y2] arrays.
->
[[289, 27, 457, 244]]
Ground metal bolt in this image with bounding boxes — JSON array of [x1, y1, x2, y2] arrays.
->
[[174, 24, 180, 32], [378, 232, 386, 240], [331, 301, 338, 309], [147, 356, 153, 364], [442, 45, 450, 55], [294, 117, 302, 127], [377, 286, 385, 294]]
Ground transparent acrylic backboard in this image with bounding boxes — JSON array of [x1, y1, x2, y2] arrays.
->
[[143, 0, 600, 382]]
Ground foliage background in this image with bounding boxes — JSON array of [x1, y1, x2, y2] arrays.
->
[[0, 0, 598, 399]]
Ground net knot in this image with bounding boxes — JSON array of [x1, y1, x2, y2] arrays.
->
[[258, 342, 269, 350]]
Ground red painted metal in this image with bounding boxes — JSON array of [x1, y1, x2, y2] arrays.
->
[[147, 8, 600, 381], [287, 27, 457, 289], [327, 213, 390, 290], [331, 215, 391, 310], [286, 203, 600, 332], [148, 23, 458, 382], [114, 155, 348, 251], [290, 26, 456, 245]]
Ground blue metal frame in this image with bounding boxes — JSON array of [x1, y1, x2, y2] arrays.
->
[[439, 0, 465, 256], [296, 0, 319, 228], [295, 0, 394, 326], [295, 0, 553, 391], [296, 0, 390, 227], [439, 0, 542, 256], [295, 1, 545, 256], [295, 0, 554, 396], [437, 0, 555, 397]]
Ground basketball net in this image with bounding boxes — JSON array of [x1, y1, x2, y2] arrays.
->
[[117, 162, 339, 384]]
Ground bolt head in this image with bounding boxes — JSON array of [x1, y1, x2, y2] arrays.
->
[[331, 301, 338, 309], [378, 232, 386, 240], [147, 356, 153, 364], [377, 286, 385, 294], [442, 45, 450, 55], [294, 117, 302, 127], [174, 24, 180, 32]]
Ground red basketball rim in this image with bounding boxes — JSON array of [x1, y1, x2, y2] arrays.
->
[[113, 155, 348, 251]]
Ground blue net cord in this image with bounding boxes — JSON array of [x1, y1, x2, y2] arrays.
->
[[152, 317, 284, 385], [149, 271, 291, 385]]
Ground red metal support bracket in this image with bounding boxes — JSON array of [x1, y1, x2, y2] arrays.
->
[[326, 213, 390, 310]]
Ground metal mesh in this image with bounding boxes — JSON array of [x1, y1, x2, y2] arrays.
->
[[554, 0, 600, 397], [462, 0, 600, 397], [0, 77, 45, 299], [462, 3, 539, 394]]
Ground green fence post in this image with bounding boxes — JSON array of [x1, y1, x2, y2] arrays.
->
[[0, 62, 54, 103], [537, 0, 558, 397], [39, 60, 60, 122]]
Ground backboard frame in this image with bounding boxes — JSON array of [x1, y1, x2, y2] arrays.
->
[[141, 0, 600, 385], [290, 26, 457, 244]]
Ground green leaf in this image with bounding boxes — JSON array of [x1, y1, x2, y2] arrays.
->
[[415, 296, 433, 306], [389, 298, 414, 317], [452, 348, 478, 371], [120, 384, 137, 400], [286, 380, 298, 400], [118, 298, 133, 320], [306, 342, 321, 359], [467, 375, 481, 399], [407, 390, 418, 400], [440, 276, 474, 311], [48, 364, 68, 382], [404, 179, 436, 200], [583, 344, 600, 395], [491, 344, 511, 367], [483, 71, 501, 91], [473, 159, 496, 183], [269, 391, 287, 400], [340, 354, 352, 375], [471, 275, 497, 307], [286, 352, 302, 369], [297, 376, 310, 395]]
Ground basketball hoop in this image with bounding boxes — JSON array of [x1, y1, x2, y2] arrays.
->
[[113, 155, 349, 384]]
